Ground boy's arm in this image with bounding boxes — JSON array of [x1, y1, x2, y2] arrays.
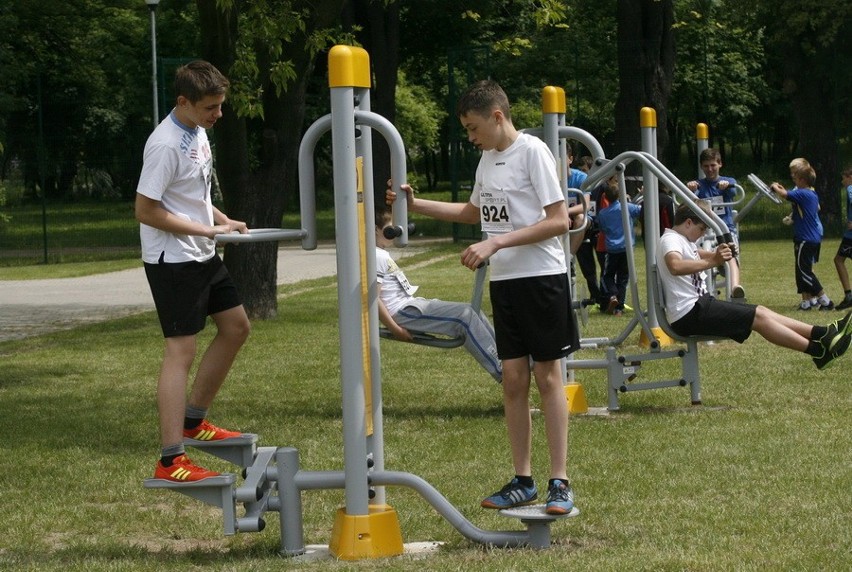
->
[[387, 183, 479, 224], [212, 206, 248, 234], [460, 200, 570, 270], [135, 194, 232, 239], [663, 245, 731, 276], [769, 182, 789, 199], [376, 284, 413, 342]]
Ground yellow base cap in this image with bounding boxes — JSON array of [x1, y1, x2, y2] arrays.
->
[[639, 326, 676, 348], [565, 382, 588, 414], [329, 504, 404, 560]]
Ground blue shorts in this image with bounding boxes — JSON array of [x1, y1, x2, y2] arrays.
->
[[144, 253, 242, 338], [490, 273, 579, 361]]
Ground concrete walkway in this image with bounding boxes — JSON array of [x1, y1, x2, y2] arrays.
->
[[0, 243, 436, 342]]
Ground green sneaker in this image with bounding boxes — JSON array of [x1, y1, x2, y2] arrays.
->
[[813, 311, 852, 370]]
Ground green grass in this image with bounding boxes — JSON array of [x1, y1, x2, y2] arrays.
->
[[0, 240, 850, 571]]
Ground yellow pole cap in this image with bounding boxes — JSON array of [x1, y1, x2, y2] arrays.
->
[[696, 123, 709, 140], [542, 86, 566, 114], [640, 107, 657, 128], [328, 45, 371, 88]]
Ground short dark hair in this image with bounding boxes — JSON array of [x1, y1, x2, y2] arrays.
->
[[174, 60, 229, 103], [375, 207, 391, 230], [698, 148, 722, 164], [673, 201, 713, 226], [456, 80, 511, 120]]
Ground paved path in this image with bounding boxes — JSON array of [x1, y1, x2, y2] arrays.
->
[[0, 243, 436, 342]]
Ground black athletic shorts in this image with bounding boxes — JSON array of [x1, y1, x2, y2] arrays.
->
[[836, 236, 852, 260], [144, 253, 242, 338], [670, 294, 756, 343], [490, 273, 579, 361]]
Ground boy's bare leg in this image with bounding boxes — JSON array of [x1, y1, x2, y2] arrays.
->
[[729, 258, 741, 289], [533, 359, 568, 480], [751, 305, 811, 352], [158, 335, 198, 447], [187, 305, 251, 411], [835, 255, 850, 291], [501, 357, 533, 477]]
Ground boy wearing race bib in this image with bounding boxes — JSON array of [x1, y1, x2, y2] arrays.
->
[[387, 80, 578, 516]]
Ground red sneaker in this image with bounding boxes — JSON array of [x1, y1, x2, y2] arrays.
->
[[183, 419, 241, 441], [154, 454, 219, 482]]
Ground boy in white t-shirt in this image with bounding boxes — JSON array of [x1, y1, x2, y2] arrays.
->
[[375, 209, 501, 382], [387, 80, 578, 515], [657, 201, 851, 370], [135, 61, 250, 483]]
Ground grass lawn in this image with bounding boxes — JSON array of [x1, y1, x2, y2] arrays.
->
[[0, 240, 850, 571]]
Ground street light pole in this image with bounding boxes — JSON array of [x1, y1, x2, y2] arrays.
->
[[146, 0, 161, 129]]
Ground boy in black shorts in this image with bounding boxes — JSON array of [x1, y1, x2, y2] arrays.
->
[[834, 166, 852, 310], [136, 61, 251, 482], [388, 80, 579, 515], [657, 202, 852, 370]]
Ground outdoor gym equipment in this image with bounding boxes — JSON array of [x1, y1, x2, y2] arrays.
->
[[563, 108, 734, 410], [144, 45, 578, 562]]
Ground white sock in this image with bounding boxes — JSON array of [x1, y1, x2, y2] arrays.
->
[[818, 294, 831, 306]]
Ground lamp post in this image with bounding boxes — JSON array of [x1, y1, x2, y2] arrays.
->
[[146, 0, 160, 128]]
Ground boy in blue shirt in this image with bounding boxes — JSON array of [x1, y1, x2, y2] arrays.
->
[[596, 176, 641, 315], [770, 158, 834, 310], [686, 148, 743, 297], [834, 166, 852, 310]]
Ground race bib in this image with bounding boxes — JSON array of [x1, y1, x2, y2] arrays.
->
[[710, 195, 725, 215], [392, 268, 418, 297], [480, 189, 513, 233]]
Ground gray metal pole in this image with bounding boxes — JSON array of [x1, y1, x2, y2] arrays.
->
[[330, 84, 371, 517], [149, 7, 158, 128], [640, 108, 660, 329]]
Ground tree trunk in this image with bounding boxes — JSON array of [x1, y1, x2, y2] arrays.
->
[[196, 0, 346, 319], [345, 0, 401, 205], [613, 0, 675, 159], [786, 74, 840, 223]]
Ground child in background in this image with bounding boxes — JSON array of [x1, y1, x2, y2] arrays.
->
[[770, 158, 834, 310], [834, 166, 852, 310], [596, 176, 642, 315], [686, 148, 744, 297]]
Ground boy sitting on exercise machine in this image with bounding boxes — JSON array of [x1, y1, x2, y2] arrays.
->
[[657, 201, 852, 370], [375, 208, 502, 383]]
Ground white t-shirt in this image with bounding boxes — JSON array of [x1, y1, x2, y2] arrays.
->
[[376, 247, 419, 315], [469, 133, 567, 281], [657, 228, 708, 323], [137, 111, 216, 264]]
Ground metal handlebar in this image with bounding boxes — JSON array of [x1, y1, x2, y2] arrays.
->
[[214, 228, 307, 244]]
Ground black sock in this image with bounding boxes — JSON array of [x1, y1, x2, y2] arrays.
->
[[811, 326, 828, 341], [160, 453, 180, 467], [184, 416, 203, 430], [548, 478, 570, 488], [805, 340, 822, 357], [515, 475, 534, 487]]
